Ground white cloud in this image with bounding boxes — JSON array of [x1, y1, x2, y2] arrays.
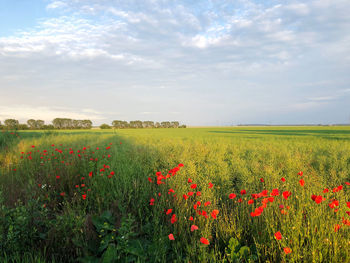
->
[[0, 105, 105, 123]]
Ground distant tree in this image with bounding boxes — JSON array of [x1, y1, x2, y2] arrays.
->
[[179, 125, 187, 128], [27, 119, 37, 129], [112, 120, 123, 129], [100, 124, 111, 129], [43, 124, 54, 130], [171, 121, 179, 128], [18, 124, 29, 130], [142, 121, 155, 128], [52, 118, 62, 129], [155, 122, 161, 128], [36, 120, 45, 129], [161, 121, 171, 128], [4, 119, 19, 129], [82, 120, 92, 129]]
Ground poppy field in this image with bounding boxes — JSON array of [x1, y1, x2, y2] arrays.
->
[[0, 127, 349, 262]]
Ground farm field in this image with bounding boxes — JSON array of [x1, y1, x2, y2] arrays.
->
[[0, 126, 350, 262]]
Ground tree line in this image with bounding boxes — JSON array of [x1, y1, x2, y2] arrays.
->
[[100, 120, 186, 129], [0, 119, 186, 130], [0, 118, 93, 130]]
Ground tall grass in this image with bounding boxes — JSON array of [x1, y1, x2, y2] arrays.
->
[[0, 127, 349, 262]]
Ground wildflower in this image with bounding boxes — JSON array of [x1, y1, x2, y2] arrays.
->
[[299, 179, 305, 186], [271, 189, 279, 196], [149, 198, 155, 206], [211, 209, 219, 219], [189, 216, 194, 221], [178, 163, 184, 167], [248, 199, 254, 205], [334, 224, 341, 232], [60, 192, 65, 197], [82, 194, 86, 200], [188, 191, 194, 196], [171, 214, 177, 224], [208, 182, 213, 188], [196, 191, 201, 196], [260, 178, 264, 182], [191, 225, 199, 231], [323, 188, 329, 193], [284, 247, 292, 254], [166, 209, 173, 215], [229, 193, 236, 199], [281, 177, 286, 182], [298, 171, 303, 176], [168, 234, 175, 240], [200, 237, 209, 245], [274, 231, 282, 240], [240, 189, 246, 195], [204, 201, 211, 207], [282, 191, 291, 200], [190, 184, 197, 189], [183, 194, 188, 200], [188, 178, 193, 183], [346, 202, 350, 209]]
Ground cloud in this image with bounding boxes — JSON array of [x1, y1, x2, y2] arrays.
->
[[0, 105, 105, 123]]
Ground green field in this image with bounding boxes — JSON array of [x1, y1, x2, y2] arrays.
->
[[1, 126, 350, 262]]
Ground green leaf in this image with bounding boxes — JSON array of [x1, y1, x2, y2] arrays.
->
[[101, 244, 118, 263]]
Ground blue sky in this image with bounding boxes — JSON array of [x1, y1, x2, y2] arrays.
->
[[0, 0, 349, 125]]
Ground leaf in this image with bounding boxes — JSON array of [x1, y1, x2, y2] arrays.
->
[[101, 244, 118, 263], [238, 246, 250, 259], [228, 237, 241, 253]]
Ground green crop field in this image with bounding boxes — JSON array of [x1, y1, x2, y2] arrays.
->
[[0, 126, 350, 262]]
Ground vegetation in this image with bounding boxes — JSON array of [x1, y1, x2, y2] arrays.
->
[[0, 126, 349, 262]]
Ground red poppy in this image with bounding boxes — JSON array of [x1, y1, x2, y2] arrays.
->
[[82, 194, 86, 200], [211, 209, 219, 219], [200, 237, 209, 245], [248, 199, 254, 205], [189, 216, 194, 221], [204, 201, 211, 207], [323, 188, 329, 193], [240, 189, 246, 195], [281, 177, 286, 182], [298, 171, 303, 176], [271, 189, 279, 196], [191, 225, 199, 231], [208, 182, 213, 188], [346, 202, 350, 209], [188, 178, 193, 183], [274, 231, 282, 240], [345, 182, 350, 186], [260, 178, 264, 182], [60, 192, 65, 197], [196, 191, 201, 196], [168, 234, 175, 240], [188, 191, 194, 196], [190, 184, 197, 189], [334, 224, 341, 232], [171, 214, 177, 224], [178, 163, 184, 167], [284, 247, 292, 254], [229, 193, 236, 199], [346, 211, 350, 216], [166, 209, 172, 215], [299, 179, 305, 186], [282, 191, 291, 200], [183, 194, 188, 200]]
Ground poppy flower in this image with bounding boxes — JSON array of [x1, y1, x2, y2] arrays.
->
[[248, 199, 254, 205], [183, 194, 189, 200], [282, 191, 291, 200], [148, 177, 152, 183], [345, 182, 350, 186], [204, 201, 211, 207], [298, 171, 303, 176], [188, 178, 193, 183], [190, 184, 197, 189], [240, 189, 246, 195], [166, 209, 172, 215], [196, 191, 201, 196], [274, 231, 282, 240], [211, 209, 219, 219], [271, 189, 279, 196], [323, 188, 329, 193], [171, 214, 177, 224], [191, 225, 199, 231], [189, 216, 194, 221], [260, 178, 264, 182], [334, 224, 341, 232], [299, 179, 305, 186], [168, 234, 175, 240], [178, 163, 184, 167], [281, 177, 286, 182], [208, 182, 213, 188], [60, 192, 65, 197], [346, 211, 350, 216], [82, 194, 86, 200], [346, 202, 350, 209], [188, 192, 194, 196], [284, 247, 292, 254], [229, 193, 236, 199], [200, 237, 209, 245]]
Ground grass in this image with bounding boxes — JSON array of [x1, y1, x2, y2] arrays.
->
[[0, 126, 349, 262]]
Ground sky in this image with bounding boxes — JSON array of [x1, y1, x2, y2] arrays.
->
[[0, 0, 349, 126]]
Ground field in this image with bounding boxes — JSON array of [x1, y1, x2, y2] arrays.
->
[[0, 126, 350, 262]]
